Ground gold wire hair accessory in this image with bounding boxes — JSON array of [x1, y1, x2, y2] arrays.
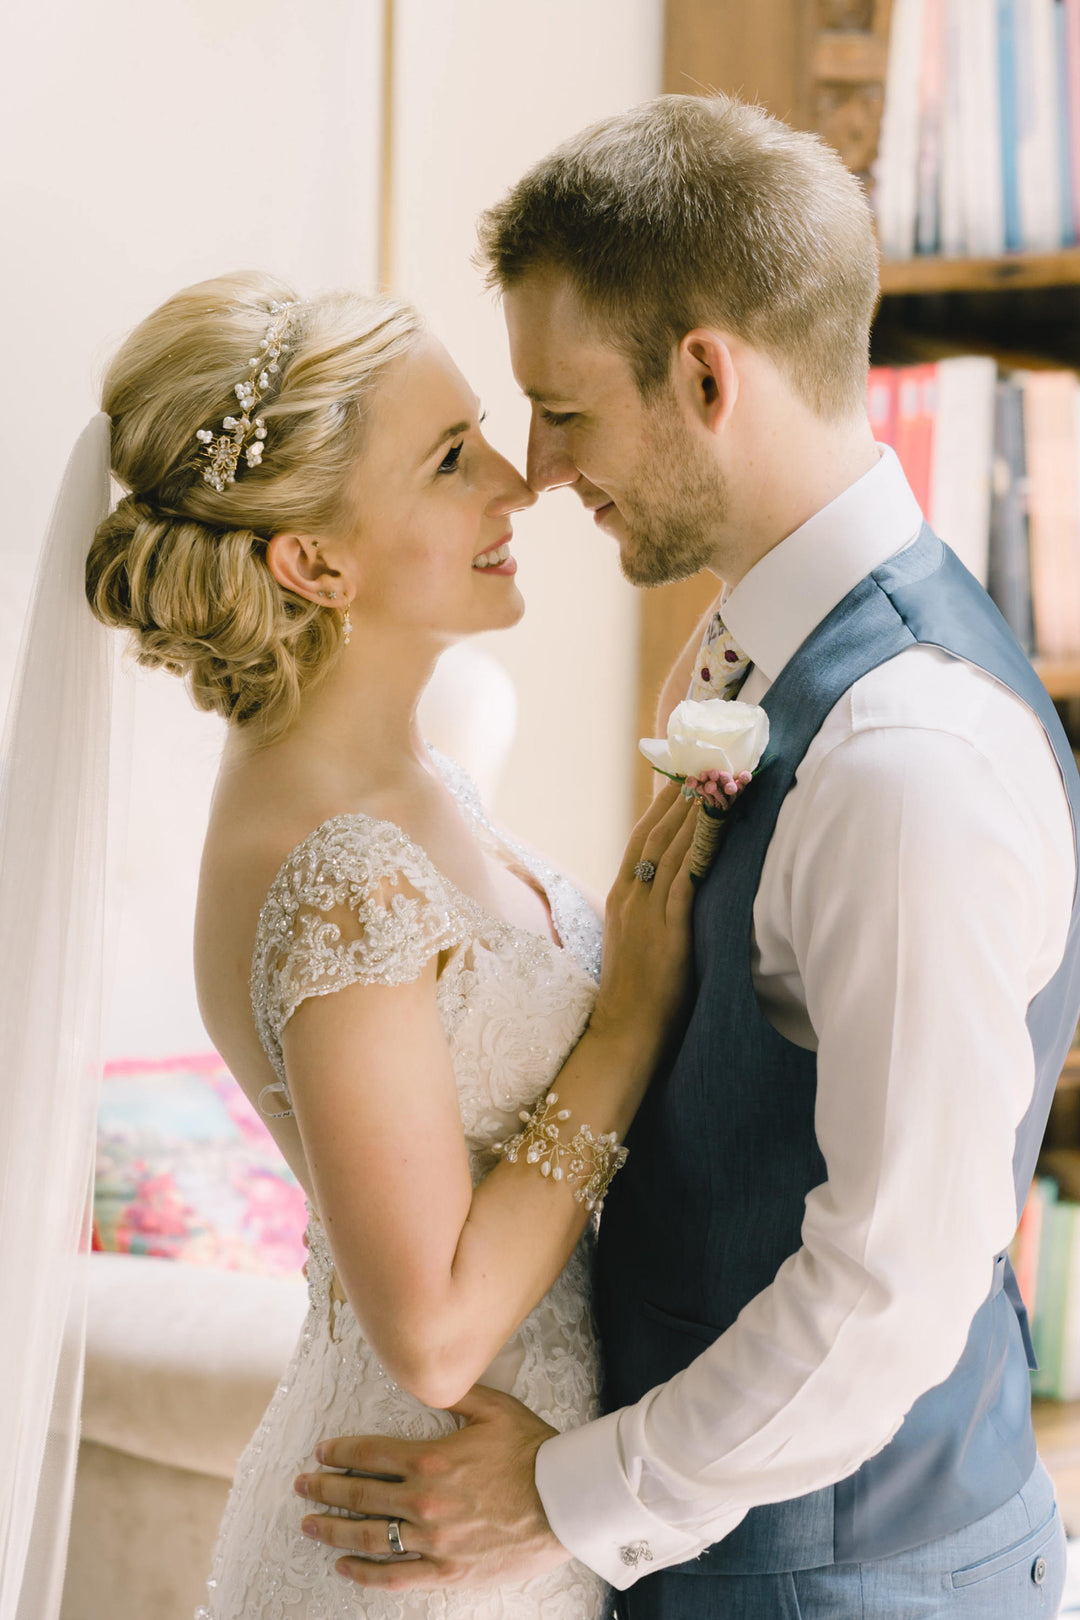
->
[[194, 301, 296, 493], [492, 1091, 628, 1212]]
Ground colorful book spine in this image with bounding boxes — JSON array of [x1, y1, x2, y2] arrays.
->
[[867, 367, 898, 448], [1021, 370, 1080, 659], [877, 0, 926, 258], [987, 377, 1036, 655], [1012, 1177, 1047, 1320], [999, 0, 1024, 250], [929, 355, 997, 584], [894, 363, 938, 513], [916, 0, 946, 253], [1067, 0, 1080, 234], [1057, 0, 1077, 244], [960, 0, 1007, 256], [1017, 0, 1063, 252], [1032, 1182, 1067, 1397], [939, 0, 967, 255]]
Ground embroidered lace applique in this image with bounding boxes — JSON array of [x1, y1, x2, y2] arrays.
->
[[198, 754, 609, 1618]]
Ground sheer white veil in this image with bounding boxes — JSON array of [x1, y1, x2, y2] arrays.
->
[[0, 414, 127, 1620]]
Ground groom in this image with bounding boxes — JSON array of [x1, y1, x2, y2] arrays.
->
[[294, 94, 1080, 1615]]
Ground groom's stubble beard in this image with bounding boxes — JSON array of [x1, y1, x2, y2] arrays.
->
[[614, 393, 728, 589]]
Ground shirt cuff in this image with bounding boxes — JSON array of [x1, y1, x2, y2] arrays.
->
[[534, 1410, 706, 1590]]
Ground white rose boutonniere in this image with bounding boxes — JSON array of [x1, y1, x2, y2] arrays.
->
[[640, 698, 770, 878]]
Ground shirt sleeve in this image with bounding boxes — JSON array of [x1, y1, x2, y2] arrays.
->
[[536, 720, 1070, 1588]]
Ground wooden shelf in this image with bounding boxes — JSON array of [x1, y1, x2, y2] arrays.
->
[[880, 246, 1080, 297], [1036, 660, 1080, 702]]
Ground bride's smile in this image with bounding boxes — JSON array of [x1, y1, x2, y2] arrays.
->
[[319, 333, 533, 649]]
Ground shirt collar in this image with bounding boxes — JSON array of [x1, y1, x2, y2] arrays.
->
[[719, 445, 925, 686]]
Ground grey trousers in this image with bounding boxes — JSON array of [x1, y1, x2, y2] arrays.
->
[[616, 1459, 1065, 1619]]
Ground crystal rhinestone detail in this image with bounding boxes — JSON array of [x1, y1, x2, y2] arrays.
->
[[193, 301, 295, 493], [492, 1089, 628, 1213]]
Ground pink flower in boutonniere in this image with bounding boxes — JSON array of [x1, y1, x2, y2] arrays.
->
[[639, 699, 770, 878]]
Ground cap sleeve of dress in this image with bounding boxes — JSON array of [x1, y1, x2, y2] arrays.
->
[[249, 815, 471, 1117]]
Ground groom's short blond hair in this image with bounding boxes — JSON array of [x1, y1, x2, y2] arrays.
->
[[477, 93, 879, 419]]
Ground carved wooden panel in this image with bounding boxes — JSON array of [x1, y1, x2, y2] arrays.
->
[[808, 0, 893, 186]]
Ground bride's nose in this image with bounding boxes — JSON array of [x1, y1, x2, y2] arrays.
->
[[488, 451, 538, 515]]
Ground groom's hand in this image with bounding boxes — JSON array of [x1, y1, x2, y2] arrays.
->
[[293, 1384, 570, 1591]]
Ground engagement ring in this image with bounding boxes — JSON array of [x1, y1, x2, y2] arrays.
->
[[634, 859, 657, 883]]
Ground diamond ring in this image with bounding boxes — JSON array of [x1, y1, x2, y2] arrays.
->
[[634, 859, 657, 883], [387, 1519, 405, 1556]]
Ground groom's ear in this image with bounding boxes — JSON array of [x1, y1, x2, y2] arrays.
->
[[674, 329, 738, 438]]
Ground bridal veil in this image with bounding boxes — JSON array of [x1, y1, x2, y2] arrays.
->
[[0, 414, 127, 1620]]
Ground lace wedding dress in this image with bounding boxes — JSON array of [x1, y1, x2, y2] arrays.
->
[[196, 755, 611, 1620]]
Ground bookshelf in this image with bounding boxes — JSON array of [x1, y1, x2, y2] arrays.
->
[[880, 245, 1080, 295], [644, 2, 1080, 809], [660, 0, 1080, 1513]]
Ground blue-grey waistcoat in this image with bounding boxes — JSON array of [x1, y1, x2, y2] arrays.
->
[[596, 528, 1080, 1574]]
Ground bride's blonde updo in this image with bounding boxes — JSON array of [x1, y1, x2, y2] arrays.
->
[[87, 270, 422, 740]]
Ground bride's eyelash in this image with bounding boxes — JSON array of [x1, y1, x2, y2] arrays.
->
[[436, 413, 485, 476]]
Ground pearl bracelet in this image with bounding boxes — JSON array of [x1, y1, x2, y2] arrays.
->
[[492, 1090, 628, 1213]]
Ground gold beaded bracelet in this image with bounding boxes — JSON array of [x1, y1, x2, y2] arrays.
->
[[492, 1091, 628, 1213]]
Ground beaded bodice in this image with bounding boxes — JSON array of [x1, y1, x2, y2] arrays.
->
[[197, 753, 610, 1618], [249, 751, 603, 1168]]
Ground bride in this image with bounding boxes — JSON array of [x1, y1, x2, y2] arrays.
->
[[83, 271, 696, 1619]]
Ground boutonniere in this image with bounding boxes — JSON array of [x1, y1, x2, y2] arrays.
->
[[639, 698, 771, 878]]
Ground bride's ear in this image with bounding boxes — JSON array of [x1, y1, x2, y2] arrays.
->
[[266, 532, 349, 604]]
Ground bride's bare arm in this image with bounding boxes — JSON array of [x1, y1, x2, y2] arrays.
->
[[282, 785, 695, 1410]]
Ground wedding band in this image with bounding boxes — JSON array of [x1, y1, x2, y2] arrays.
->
[[387, 1519, 405, 1556], [634, 859, 657, 883]]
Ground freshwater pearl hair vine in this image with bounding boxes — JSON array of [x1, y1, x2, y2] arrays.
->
[[193, 301, 296, 493]]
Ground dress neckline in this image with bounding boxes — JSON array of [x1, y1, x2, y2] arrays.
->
[[254, 797, 599, 984]]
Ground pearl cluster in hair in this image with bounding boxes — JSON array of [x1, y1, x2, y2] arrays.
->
[[194, 301, 295, 493]]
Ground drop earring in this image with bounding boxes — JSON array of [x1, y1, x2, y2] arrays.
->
[[342, 605, 352, 646]]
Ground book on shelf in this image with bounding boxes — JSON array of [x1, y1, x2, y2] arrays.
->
[[875, 0, 1080, 259], [868, 358, 1080, 659], [1012, 1172, 1080, 1400]]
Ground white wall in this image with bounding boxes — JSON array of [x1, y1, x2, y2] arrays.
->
[[1, 0, 383, 1054], [1, 0, 662, 1056], [393, 0, 662, 891]]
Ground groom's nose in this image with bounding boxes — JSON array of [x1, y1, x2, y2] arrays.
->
[[526, 416, 579, 494]]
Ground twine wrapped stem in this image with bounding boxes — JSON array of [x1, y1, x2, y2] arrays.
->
[[689, 802, 726, 878]]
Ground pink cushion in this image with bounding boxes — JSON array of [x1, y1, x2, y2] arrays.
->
[[94, 1053, 306, 1277]]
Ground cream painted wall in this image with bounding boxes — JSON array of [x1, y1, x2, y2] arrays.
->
[[1, 1, 662, 1054], [1, 1, 383, 1055], [392, 0, 663, 892]]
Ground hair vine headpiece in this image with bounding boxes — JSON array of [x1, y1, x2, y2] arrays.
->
[[194, 300, 296, 493]]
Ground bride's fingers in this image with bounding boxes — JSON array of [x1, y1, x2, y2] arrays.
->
[[619, 781, 683, 879], [655, 797, 698, 887], [661, 806, 700, 919], [628, 790, 696, 885]]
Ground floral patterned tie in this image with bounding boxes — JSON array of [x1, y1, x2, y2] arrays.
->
[[688, 610, 752, 702]]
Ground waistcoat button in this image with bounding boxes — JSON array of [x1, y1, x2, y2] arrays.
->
[[1032, 1556, 1047, 1585]]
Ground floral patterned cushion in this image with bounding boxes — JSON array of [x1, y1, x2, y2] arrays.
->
[[93, 1053, 307, 1276]]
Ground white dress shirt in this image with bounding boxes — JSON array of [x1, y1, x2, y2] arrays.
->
[[534, 446, 1077, 1589]]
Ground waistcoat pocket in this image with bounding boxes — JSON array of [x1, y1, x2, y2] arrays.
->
[[641, 1298, 722, 1346]]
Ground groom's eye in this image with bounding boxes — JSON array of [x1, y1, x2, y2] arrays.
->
[[539, 408, 575, 427], [437, 442, 464, 474]]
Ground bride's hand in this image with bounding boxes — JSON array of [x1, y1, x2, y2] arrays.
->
[[591, 780, 697, 1059]]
